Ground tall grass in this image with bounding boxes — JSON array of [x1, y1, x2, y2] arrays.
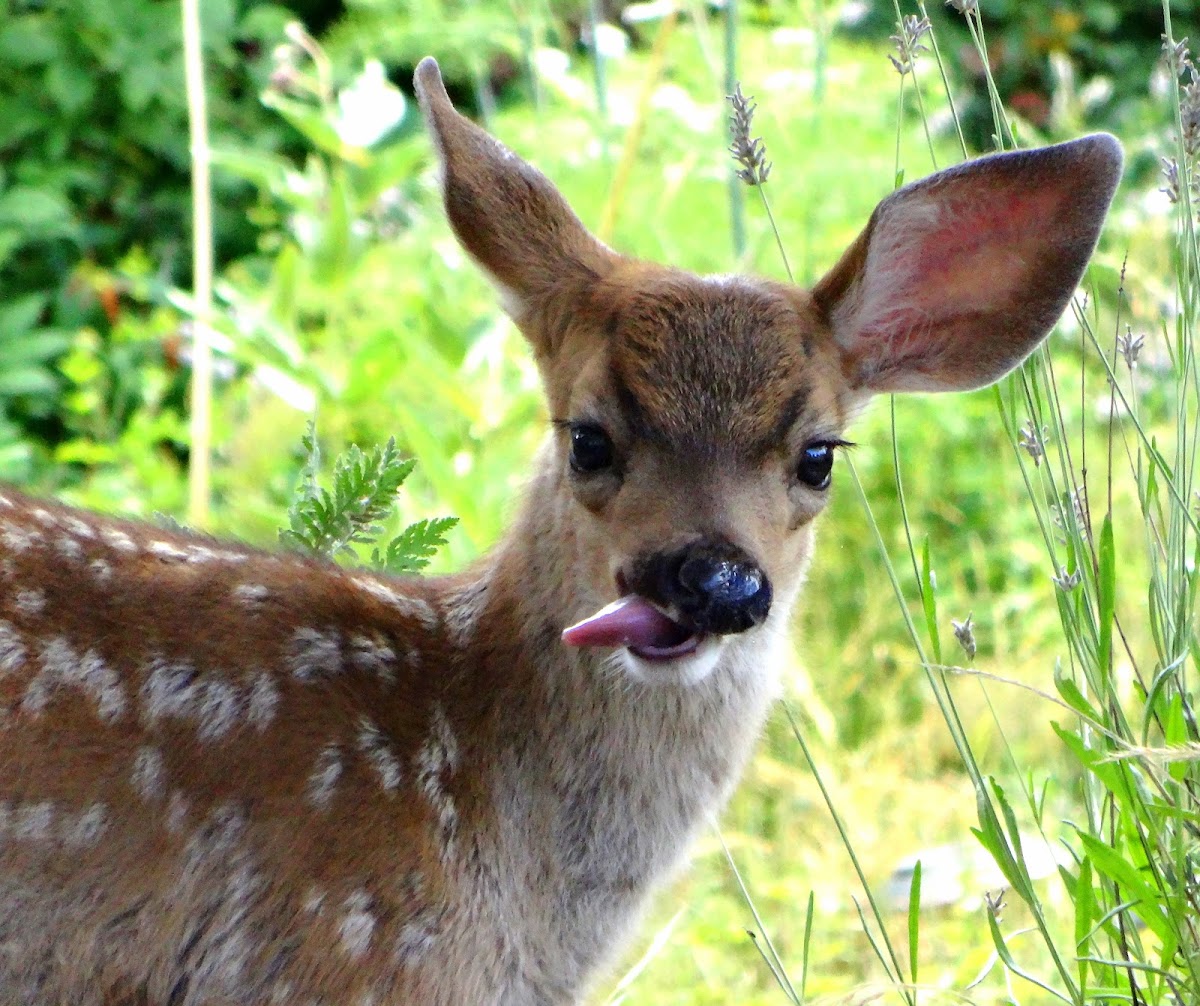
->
[[180, 0, 214, 527], [729, 5, 1200, 1004]]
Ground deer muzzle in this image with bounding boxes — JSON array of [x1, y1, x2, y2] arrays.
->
[[561, 540, 772, 660]]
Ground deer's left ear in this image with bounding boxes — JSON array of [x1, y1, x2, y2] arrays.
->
[[812, 135, 1123, 394]]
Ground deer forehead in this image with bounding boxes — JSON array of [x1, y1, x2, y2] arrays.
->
[[560, 272, 849, 454]]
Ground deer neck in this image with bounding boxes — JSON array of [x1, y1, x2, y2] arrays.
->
[[432, 445, 785, 984]]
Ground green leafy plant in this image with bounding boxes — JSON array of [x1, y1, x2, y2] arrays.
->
[[0, 292, 73, 446], [846, 0, 1200, 148], [281, 421, 456, 573], [0, 0, 324, 489]]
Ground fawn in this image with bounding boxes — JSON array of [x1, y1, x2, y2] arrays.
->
[[0, 56, 1120, 1005]]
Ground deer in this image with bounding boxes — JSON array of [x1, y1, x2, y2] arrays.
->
[[0, 55, 1120, 1006]]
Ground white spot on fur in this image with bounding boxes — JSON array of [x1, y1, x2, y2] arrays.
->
[[234, 583, 269, 606], [416, 705, 460, 862], [90, 557, 113, 583], [167, 791, 189, 833], [23, 637, 126, 722], [290, 627, 342, 681], [62, 514, 95, 539], [339, 890, 376, 959], [101, 527, 138, 553], [183, 803, 247, 861], [348, 633, 397, 684], [149, 540, 189, 562], [188, 546, 249, 564], [0, 621, 25, 675], [63, 802, 108, 848], [393, 870, 440, 962], [199, 923, 255, 993], [443, 581, 487, 648], [395, 915, 438, 962], [54, 534, 84, 561], [350, 575, 438, 629], [303, 886, 326, 915], [140, 656, 198, 724], [132, 746, 166, 803], [30, 508, 57, 528], [0, 494, 12, 509], [246, 671, 279, 730], [307, 744, 343, 810], [14, 801, 53, 842], [13, 588, 45, 616], [224, 861, 262, 908], [141, 658, 254, 741], [356, 718, 401, 793], [184, 544, 217, 563], [0, 519, 40, 553], [196, 677, 242, 741], [181, 544, 248, 565]]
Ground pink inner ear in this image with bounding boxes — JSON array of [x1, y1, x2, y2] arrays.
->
[[840, 183, 1071, 387]]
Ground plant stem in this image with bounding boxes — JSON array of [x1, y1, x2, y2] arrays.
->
[[756, 187, 792, 283], [597, 9, 677, 243], [181, 0, 213, 528], [724, 0, 745, 259]]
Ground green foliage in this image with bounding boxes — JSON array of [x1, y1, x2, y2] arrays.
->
[[781, 8, 1200, 1006], [322, 0, 527, 88], [281, 421, 456, 573], [194, 24, 542, 567], [0, 0, 300, 282], [319, 0, 602, 99], [850, 0, 1200, 148], [373, 517, 460, 575], [0, 0, 327, 483], [0, 292, 72, 479]]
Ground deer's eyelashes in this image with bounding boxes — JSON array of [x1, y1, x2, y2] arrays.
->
[[795, 440, 851, 491], [568, 423, 616, 475]]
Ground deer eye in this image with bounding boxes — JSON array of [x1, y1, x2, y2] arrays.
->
[[569, 424, 614, 474], [796, 442, 836, 490]]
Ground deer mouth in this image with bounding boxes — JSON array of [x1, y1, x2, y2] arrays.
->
[[561, 596, 705, 661]]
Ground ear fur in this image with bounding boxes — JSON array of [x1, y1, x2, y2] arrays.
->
[[414, 58, 616, 327], [812, 134, 1124, 393]]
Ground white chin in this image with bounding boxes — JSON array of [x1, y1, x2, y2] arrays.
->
[[619, 636, 726, 686]]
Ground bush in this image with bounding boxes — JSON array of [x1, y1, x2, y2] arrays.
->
[[845, 0, 1200, 147], [0, 0, 335, 483]]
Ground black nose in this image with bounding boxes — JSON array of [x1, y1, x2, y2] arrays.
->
[[630, 540, 772, 636]]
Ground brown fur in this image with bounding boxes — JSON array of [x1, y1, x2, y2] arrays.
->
[[0, 58, 1121, 1005]]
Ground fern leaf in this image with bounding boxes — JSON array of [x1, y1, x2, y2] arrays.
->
[[374, 517, 459, 574], [281, 423, 454, 572]]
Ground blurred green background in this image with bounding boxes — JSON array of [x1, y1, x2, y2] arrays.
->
[[0, 0, 1191, 1002]]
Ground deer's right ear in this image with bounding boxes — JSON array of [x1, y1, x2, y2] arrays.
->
[[415, 58, 616, 330]]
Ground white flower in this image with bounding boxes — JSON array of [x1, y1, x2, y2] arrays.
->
[[336, 60, 407, 149], [592, 23, 629, 60]]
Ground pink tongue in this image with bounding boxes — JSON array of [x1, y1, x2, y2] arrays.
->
[[562, 596, 688, 650]]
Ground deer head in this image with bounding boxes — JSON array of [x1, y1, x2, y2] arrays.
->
[[414, 58, 1122, 690]]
